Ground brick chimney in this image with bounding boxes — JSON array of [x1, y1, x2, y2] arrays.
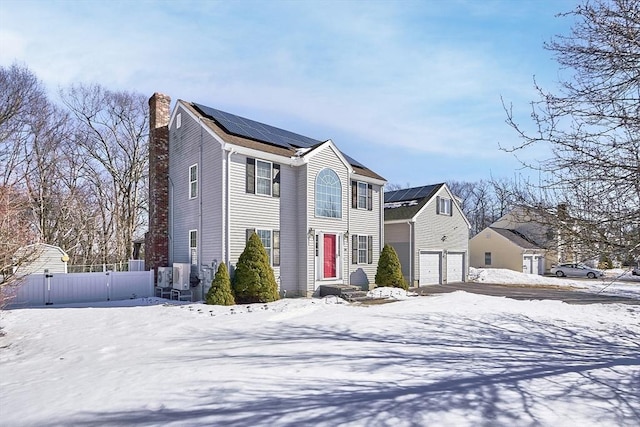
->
[[145, 93, 171, 275]]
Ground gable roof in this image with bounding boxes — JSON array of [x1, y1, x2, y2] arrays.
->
[[384, 184, 444, 221], [490, 227, 545, 250], [181, 101, 384, 181]]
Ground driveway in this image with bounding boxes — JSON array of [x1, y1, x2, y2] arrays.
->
[[413, 282, 640, 305]]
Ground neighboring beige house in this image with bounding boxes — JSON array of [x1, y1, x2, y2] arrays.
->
[[146, 93, 386, 299], [14, 243, 69, 276], [469, 227, 547, 275], [384, 183, 471, 286]]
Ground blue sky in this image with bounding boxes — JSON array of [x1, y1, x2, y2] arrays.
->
[[0, 0, 578, 186]]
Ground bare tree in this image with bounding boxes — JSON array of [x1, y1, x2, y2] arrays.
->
[[61, 85, 149, 265], [503, 0, 640, 263]]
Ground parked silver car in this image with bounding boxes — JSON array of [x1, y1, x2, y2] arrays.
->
[[550, 263, 603, 279]]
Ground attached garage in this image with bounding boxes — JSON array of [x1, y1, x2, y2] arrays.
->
[[446, 252, 465, 283], [419, 251, 442, 285]]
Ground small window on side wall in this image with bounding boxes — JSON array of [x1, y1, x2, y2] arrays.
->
[[437, 196, 452, 216], [189, 164, 198, 199], [485, 252, 492, 266]]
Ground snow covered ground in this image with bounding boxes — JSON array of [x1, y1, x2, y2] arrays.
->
[[1, 268, 639, 426]]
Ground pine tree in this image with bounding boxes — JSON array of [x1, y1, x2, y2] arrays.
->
[[375, 244, 407, 290], [206, 262, 235, 306], [233, 232, 280, 303]]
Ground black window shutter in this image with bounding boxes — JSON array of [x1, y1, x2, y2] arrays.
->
[[352, 235, 357, 264], [273, 230, 280, 266], [272, 164, 280, 198], [351, 181, 357, 208], [246, 158, 255, 194], [367, 184, 373, 211], [246, 228, 255, 242], [367, 236, 373, 264], [449, 200, 453, 216], [436, 196, 441, 214]]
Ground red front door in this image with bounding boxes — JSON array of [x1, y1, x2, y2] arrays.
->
[[323, 234, 337, 278]]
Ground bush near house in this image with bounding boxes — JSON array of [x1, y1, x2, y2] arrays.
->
[[233, 232, 279, 303], [206, 262, 235, 306], [375, 244, 408, 290]]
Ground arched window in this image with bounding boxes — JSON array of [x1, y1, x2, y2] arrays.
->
[[315, 169, 342, 218]]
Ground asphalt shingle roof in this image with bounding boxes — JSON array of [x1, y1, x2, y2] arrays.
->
[[184, 101, 385, 181], [490, 227, 544, 250]]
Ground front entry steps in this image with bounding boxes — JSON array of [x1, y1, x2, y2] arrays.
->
[[318, 284, 390, 304]]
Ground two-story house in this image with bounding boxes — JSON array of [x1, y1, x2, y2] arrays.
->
[[146, 93, 386, 299]]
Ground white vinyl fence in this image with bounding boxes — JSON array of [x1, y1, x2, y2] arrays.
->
[[5, 270, 154, 308]]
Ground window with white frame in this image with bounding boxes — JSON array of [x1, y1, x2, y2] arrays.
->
[[438, 196, 452, 216], [358, 236, 368, 264], [256, 160, 272, 196], [189, 230, 197, 265], [316, 168, 342, 218], [357, 182, 368, 209], [246, 158, 280, 197], [351, 180, 372, 210], [351, 234, 373, 265], [189, 164, 198, 199], [176, 113, 182, 129]]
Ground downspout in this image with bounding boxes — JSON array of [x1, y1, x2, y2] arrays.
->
[[225, 148, 236, 267], [199, 119, 204, 300], [408, 221, 413, 286], [169, 177, 174, 264]]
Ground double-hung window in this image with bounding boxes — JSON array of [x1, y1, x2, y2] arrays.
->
[[351, 181, 372, 210], [351, 235, 373, 265], [189, 164, 198, 199], [437, 196, 452, 216], [246, 158, 280, 197], [256, 160, 272, 196]]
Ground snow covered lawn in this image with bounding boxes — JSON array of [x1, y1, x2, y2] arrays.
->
[[1, 269, 639, 426]]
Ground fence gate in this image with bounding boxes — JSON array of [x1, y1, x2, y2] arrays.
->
[[6, 271, 154, 308]]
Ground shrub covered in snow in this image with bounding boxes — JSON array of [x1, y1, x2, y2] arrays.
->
[[233, 232, 279, 303], [375, 244, 408, 290], [206, 262, 235, 306]]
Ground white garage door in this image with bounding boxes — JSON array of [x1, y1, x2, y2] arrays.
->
[[419, 252, 441, 285], [447, 252, 465, 283], [523, 255, 544, 275]]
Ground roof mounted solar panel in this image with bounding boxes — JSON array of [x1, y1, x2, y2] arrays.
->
[[192, 102, 371, 172], [385, 184, 441, 203], [193, 103, 321, 150]]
